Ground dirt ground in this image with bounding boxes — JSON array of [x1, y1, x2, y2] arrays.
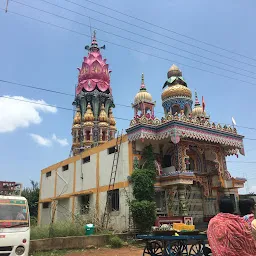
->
[[66, 247, 143, 256]]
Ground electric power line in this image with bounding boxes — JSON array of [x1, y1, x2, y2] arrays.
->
[[60, 0, 256, 68], [15, 0, 256, 77], [2, 78, 256, 133], [81, 0, 256, 63], [3, 8, 256, 90], [0, 95, 131, 121], [2, 92, 256, 142]]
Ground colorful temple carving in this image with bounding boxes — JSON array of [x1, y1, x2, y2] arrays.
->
[[72, 32, 116, 155], [127, 65, 246, 221]]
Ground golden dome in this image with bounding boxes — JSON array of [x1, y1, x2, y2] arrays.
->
[[161, 84, 192, 100], [73, 107, 81, 124], [108, 107, 116, 126], [99, 104, 108, 122], [192, 105, 205, 117], [192, 92, 206, 117], [134, 73, 153, 104], [84, 103, 94, 122]]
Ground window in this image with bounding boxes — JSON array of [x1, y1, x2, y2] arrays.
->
[[82, 156, 90, 164], [62, 165, 69, 171], [43, 202, 50, 209], [163, 155, 172, 168], [107, 189, 120, 211], [46, 171, 51, 177], [79, 194, 90, 214], [108, 146, 118, 155]]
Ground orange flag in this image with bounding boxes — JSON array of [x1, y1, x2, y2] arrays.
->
[[202, 96, 205, 112]]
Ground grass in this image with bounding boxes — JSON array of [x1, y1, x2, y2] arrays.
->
[[31, 221, 84, 240]]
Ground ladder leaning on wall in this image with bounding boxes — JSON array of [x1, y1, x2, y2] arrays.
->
[[101, 130, 123, 229]]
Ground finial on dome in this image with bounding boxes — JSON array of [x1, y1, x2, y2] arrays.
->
[[141, 73, 146, 89], [85, 30, 102, 52], [108, 107, 116, 126], [194, 91, 200, 106], [99, 104, 108, 122], [168, 64, 182, 78], [73, 106, 81, 124], [93, 30, 96, 41], [84, 102, 94, 122]]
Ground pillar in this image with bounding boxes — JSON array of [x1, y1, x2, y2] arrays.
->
[[177, 185, 188, 216]]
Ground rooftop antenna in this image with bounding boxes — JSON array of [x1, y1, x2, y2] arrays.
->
[[5, 0, 9, 13]]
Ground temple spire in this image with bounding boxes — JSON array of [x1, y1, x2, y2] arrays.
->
[[194, 91, 200, 106]]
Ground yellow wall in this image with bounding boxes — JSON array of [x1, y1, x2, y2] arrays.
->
[[38, 135, 132, 224]]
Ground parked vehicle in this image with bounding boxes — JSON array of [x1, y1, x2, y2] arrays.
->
[[0, 182, 30, 256]]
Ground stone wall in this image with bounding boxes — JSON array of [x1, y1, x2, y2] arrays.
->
[[30, 234, 130, 253]]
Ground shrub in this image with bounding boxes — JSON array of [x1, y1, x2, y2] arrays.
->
[[130, 200, 156, 232], [130, 145, 157, 232], [131, 169, 155, 201], [109, 236, 123, 248]]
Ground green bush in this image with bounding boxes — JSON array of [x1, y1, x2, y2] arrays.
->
[[130, 200, 156, 232], [109, 236, 123, 248], [130, 145, 157, 232], [131, 169, 155, 201]]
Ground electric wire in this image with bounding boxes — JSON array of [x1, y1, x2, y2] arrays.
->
[[1, 78, 256, 132], [60, 0, 256, 68], [14, 0, 256, 76], [81, 0, 256, 63], [3, 8, 256, 89], [1, 94, 256, 142]]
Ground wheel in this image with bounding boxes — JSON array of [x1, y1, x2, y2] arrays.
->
[[143, 241, 163, 256], [189, 243, 204, 256], [165, 241, 188, 256]]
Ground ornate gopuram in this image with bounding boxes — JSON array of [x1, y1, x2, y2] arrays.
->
[[72, 32, 117, 155], [126, 65, 246, 224]]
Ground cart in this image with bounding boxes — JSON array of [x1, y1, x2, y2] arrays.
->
[[137, 234, 210, 256]]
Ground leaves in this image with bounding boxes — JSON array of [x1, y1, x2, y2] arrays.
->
[[21, 180, 39, 218], [130, 200, 156, 232], [130, 145, 157, 232]]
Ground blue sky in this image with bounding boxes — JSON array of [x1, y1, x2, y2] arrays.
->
[[0, 0, 256, 193]]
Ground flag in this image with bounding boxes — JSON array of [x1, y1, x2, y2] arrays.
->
[[202, 96, 205, 112], [232, 117, 237, 126]]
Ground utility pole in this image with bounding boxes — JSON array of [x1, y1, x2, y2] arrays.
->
[[5, 0, 9, 13]]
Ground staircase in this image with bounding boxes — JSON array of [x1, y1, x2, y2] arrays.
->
[[101, 130, 123, 229]]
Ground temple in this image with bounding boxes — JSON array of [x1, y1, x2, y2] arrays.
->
[[72, 31, 116, 155], [38, 34, 246, 230]]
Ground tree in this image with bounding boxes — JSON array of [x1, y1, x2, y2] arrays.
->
[[21, 180, 40, 218], [130, 145, 157, 232]]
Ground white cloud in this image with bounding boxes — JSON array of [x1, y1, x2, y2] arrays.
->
[[52, 134, 69, 147], [0, 96, 57, 133], [29, 133, 52, 147]]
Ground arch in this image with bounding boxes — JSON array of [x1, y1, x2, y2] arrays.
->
[[185, 146, 203, 173], [172, 104, 180, 115]]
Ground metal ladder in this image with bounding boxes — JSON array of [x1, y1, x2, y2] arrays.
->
[[102, 130, 123, 229]]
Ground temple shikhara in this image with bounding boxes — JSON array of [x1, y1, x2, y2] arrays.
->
[[38, 33, 246, 230]]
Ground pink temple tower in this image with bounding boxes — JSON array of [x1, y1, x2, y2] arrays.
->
[[72, 31, 116, 155]]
